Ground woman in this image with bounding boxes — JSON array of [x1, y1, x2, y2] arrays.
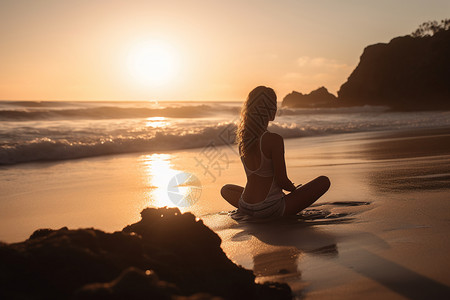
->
[[221, 86, 330, 218]]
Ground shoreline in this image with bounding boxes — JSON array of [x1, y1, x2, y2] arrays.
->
[[1, 127, 450, 298]]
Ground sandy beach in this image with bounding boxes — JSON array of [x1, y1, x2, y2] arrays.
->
[[2, 1, 450, 298], [1, 126, 449, 298], [205, 127, 450, 299]]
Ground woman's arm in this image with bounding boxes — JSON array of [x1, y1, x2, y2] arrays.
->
[[270, 133, 296, 192]]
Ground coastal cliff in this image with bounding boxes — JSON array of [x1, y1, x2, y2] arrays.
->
[[283, 22, 450, 110], [338, 29, 450, 110]]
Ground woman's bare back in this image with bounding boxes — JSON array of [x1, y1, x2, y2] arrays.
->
[[240, 135, 275, 204]]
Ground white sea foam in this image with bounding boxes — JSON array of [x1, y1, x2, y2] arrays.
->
[[1, 101, 449, 164]]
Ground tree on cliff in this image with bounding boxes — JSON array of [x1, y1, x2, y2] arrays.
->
[[411, 19, 450, 37]]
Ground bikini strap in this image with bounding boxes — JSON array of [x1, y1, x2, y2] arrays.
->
[[259, 131, 268, 152]]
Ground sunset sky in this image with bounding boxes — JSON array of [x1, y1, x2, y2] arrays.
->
[[1, 0, 449, 101]]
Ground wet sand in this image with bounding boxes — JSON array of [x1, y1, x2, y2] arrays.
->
[[205, 127, 450, 299], [1, 127, 450, 298]]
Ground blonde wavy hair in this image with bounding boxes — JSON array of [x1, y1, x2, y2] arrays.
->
[[236, 86, 277, 157]]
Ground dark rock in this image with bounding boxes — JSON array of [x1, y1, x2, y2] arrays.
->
[[73, 267, 177, 300], [29, 227, 68, 240], [0, 207, 292, 300], [282, 87, 339, 108], [338, 29, 450, 110]]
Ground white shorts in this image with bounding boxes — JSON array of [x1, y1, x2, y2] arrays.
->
[[238, 195, 285, 218]]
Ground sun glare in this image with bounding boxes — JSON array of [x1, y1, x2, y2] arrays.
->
[[127, 40, 178, 86], [141, 154, 179, 208], [140, 154, 201, 210], [145, 117, 170, 128]]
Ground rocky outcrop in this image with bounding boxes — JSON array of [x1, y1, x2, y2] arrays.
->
[[282, 87, 338, 108], [283, 28, 450, 110], [0, 207, 292, 300], [338, 29, 450, 110]]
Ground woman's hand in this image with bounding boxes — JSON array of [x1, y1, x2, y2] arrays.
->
[[286, 181, 297, 192]]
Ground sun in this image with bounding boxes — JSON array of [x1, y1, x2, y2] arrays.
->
[[126, 40, 178, 86]]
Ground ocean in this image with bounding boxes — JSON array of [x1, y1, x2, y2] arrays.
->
[[1, 100, 450, 298], [1, 100, 450, 165]]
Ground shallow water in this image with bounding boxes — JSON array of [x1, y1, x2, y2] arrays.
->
[[1, 123, 450, 299]]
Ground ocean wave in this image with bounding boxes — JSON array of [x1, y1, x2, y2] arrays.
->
[[0, 102, 393, 121], [0, 104, 239, 121], [1, 101, 73, 108], [0, 123, 234, 164], [0, 121, 379, 165], [2, 107, 449, 165], [277, 105, 389, 115]]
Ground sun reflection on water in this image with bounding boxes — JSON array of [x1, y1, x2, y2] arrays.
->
[[145, 117, 170, 128], [140, 153, 201, 210]]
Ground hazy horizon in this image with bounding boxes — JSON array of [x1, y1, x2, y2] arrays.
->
[[1, 0, 449, 102]]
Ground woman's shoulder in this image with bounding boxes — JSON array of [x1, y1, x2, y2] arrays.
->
[[261, 131, 283, 158], [262, 131, 284, 149], [265, 131, 283, 142]]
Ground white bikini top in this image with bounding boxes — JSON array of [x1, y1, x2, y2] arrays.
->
[[241, 131, 274, 178]]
